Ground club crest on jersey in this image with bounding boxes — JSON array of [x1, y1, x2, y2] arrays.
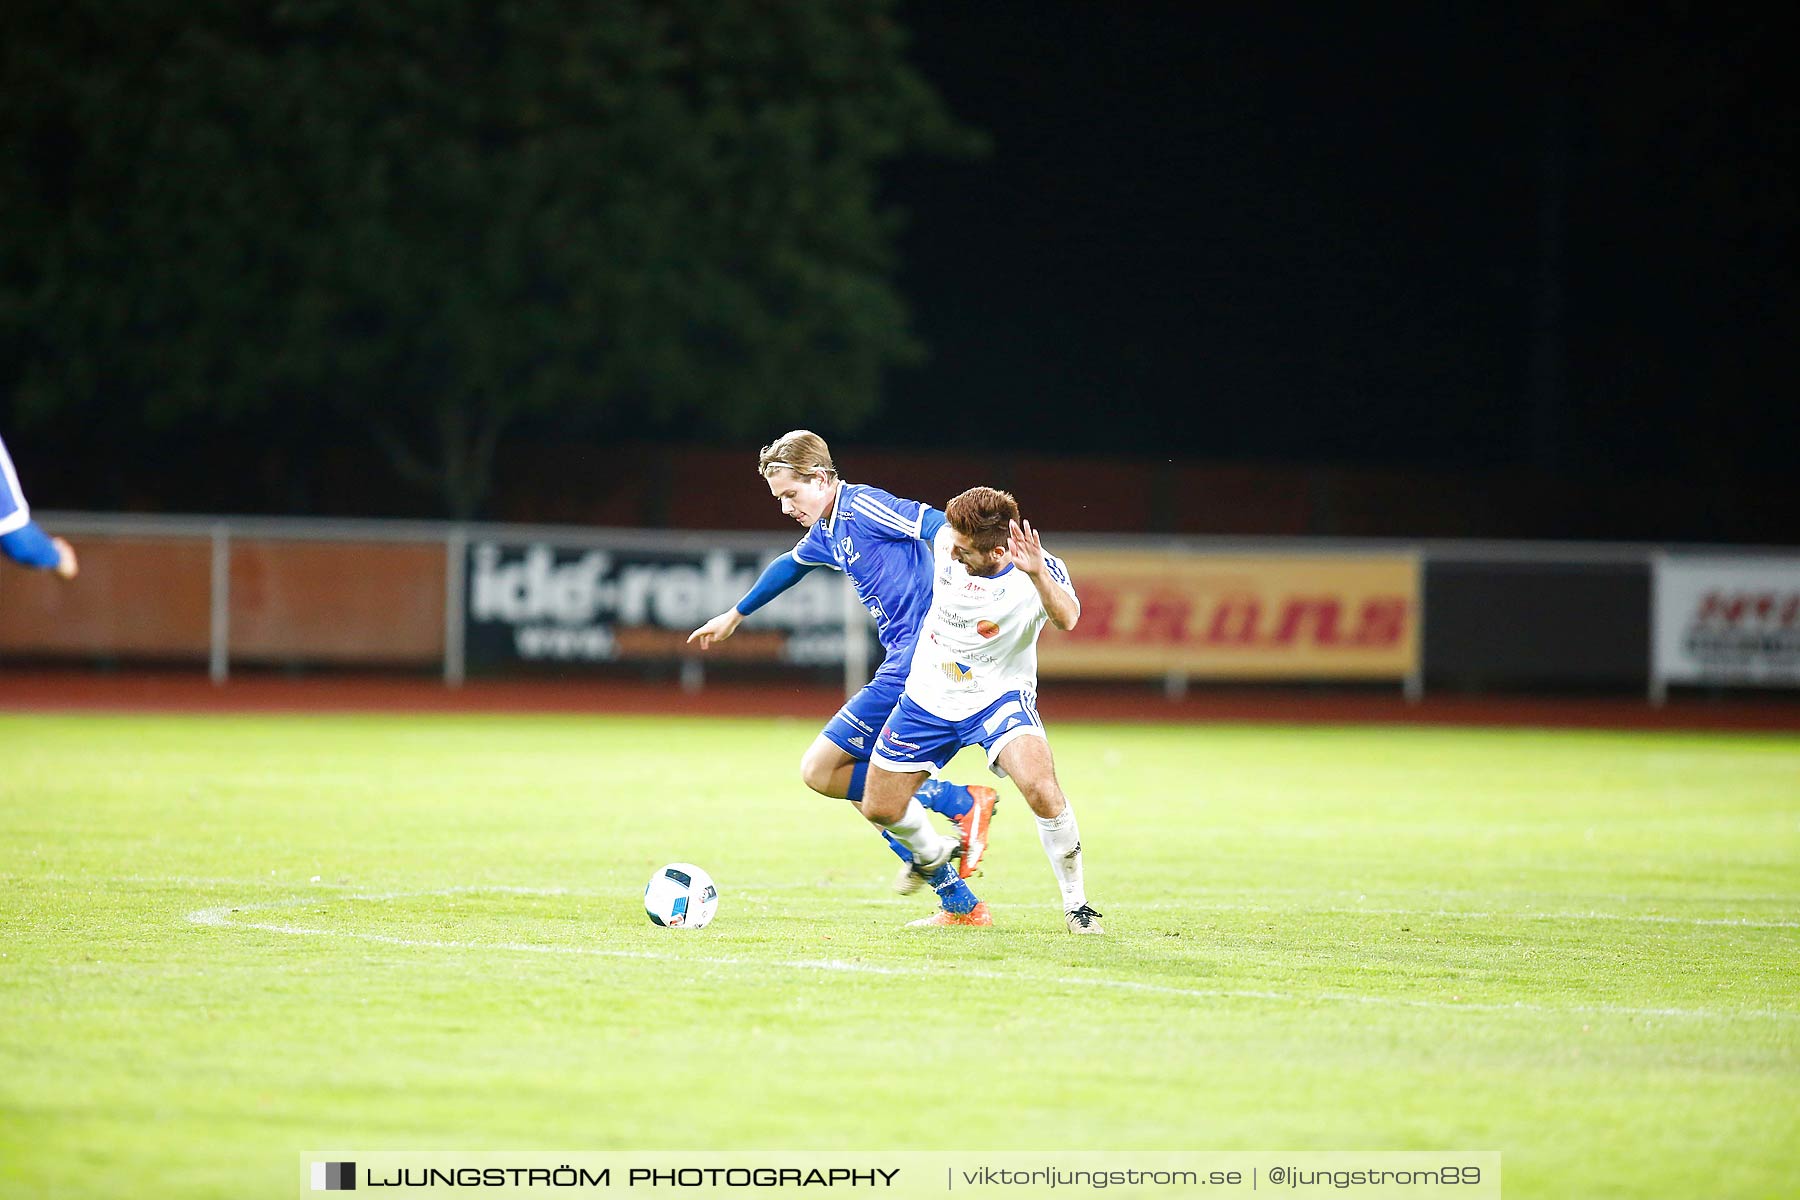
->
[[976, 620, 1000, 639]]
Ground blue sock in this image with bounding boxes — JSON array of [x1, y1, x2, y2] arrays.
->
[[881, 830, 912, 863], [915, 778, 974, 820], [931, 865, 980, 915]]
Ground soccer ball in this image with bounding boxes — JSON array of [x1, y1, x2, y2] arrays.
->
[[643, 863, 719, 929]]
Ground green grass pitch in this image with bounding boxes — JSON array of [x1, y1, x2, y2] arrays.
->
[[1, 711, 1795, 1198]]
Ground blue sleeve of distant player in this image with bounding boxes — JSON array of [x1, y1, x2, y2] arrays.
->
[[919, 507, 946, 544], [735, 554, 817, 616], [0, 520, 62, 569]]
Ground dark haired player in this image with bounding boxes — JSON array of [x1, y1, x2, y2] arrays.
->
[[863, 487, 1102, 932]]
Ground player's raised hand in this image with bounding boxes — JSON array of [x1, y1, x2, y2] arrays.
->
[[1007, 519, 1046, 575], [687, 609, 743, 648]]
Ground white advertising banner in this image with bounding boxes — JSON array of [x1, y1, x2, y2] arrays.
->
[[1654, 556, 1800, 688]]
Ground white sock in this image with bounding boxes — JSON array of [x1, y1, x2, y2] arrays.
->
[[881, 798, 954, 865], [1036, 805, 1087, 911]]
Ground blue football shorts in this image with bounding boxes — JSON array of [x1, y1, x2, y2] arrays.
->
[[868, 689, 1046, 779], [819, 655, 911, 761]]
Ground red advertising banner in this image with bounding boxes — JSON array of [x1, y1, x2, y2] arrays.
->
[[1039, 551, 1419, 679]]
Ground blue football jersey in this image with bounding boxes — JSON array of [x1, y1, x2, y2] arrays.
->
[[0, 433, 32, 536], [791, 481, 946, 656]]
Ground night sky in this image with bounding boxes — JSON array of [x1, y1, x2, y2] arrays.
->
[[882, 3, 1795, 478]]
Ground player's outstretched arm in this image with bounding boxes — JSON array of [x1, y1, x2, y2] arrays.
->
[[0, 521, 78, 579], [1008, 519, 1079, 630], [687, 609, 744, 648], [687, 552, 820, 647]]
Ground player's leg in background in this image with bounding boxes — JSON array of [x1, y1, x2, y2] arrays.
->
[[993, 732, 1102, 933], [815, 668, 993, 823], [798, 734, 865, 800], [807, 681, 1000, 876]]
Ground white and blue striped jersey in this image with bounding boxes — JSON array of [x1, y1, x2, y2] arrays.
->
[[791, 481, 945, 656], [901, 525, 1078, 720], [0, 433, 33, 537]]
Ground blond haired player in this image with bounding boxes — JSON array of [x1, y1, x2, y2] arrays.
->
[[688, 432, 998, 917]]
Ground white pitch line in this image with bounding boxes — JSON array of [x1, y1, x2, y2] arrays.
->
[[170, 881, 1800, 927], [185, 890, 1797, 1024], [36, 873, 1797, 921], [978, 901, 1800, 930]]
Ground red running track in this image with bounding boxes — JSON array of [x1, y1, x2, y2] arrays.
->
[[2, 670, 1797, 732]]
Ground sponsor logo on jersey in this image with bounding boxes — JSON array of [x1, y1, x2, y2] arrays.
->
[[977, 619, 1001, 639], [882, 729, 922, 752], [849, 735, 866, 749]]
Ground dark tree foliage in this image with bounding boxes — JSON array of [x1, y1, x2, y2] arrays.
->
[[0, 0, 981, 515]]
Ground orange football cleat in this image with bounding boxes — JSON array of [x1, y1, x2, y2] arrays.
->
[[955, 786, 1000, 879], [906, 901, 993, 928]]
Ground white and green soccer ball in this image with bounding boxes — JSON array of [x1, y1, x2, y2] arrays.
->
[[644, 863, 719, 929]]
